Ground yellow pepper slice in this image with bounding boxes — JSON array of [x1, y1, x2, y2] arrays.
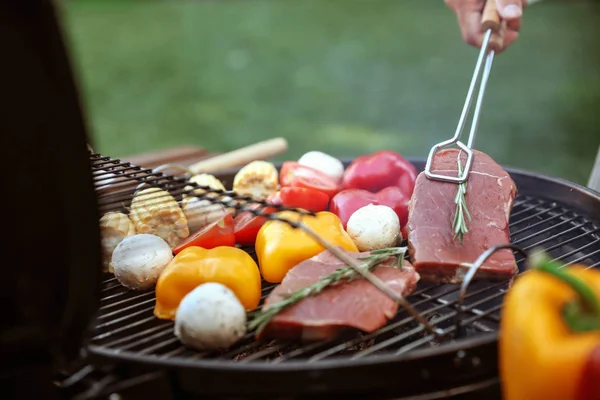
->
[[154, 246, 262, 319], [255, 211, 358, 283]]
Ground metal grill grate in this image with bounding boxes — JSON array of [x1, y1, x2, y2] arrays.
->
[[86, 152, 600, 366]]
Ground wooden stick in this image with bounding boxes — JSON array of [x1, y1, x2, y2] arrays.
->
[[188, 137, 288, 175], [481, 0, 506, 52]]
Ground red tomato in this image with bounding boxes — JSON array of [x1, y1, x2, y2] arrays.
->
[[173, 214, 235, 254], [279, 162, 339, 199], [279, 187, 329, 212], [234, 204, 276, 246]]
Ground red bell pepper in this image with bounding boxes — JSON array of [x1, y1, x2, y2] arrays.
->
[[329, 186, 411, 239], [342, 150, 417, 197], [173, 214, 235, 254], [233, 203, 276, 246], [279, 187, 329, 212], [577, 343, 600, 400]]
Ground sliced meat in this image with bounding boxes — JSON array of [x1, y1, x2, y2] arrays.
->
[[407, 149, 518, 283], [258, 249, 420, 341]]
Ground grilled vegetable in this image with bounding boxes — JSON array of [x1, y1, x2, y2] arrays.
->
[[255, 211, 358, 283], [185, 173, 226, 196], [233, 203, 276, 246], [346, 204, 401, 251], [500, 251, 600, 400], [180, 196, 227, 234], [172, 214, 235, 255], [99, 212, 136, 273], [577, 344, 600, 400], [341, 150, 417, 196], [279, 162, 339, 199], [154, 246, 262, 320], [279, 187, 329, 212], [232, 160, 279, 200], [129, 187, 190, 249], [174, 282, 247, 351], [298, 151, 344, 183], [111, 234, 173, 290], [329, 186, 411, 239]]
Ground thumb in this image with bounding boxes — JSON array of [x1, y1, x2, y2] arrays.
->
[[496, 0, 523, 20]]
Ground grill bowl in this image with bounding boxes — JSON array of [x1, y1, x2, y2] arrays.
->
[[85, 157, 600, 399]]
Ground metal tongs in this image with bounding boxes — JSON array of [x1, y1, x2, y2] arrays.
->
[[425, 0, 505, 184]]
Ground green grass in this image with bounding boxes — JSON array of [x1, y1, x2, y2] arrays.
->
[[61, 0, 599, 185]]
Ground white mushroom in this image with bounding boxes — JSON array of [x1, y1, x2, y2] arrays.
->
[[174, 282, 247, 351], [346, 204, 401, 251], [298, 151, 345, 183], [111, 234, 173, 290]]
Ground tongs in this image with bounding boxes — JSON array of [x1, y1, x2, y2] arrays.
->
[[425, 0, 505, 184]]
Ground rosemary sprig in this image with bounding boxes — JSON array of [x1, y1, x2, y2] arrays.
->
[[452, 155, 472, 244], [247, 247, 407, 334]]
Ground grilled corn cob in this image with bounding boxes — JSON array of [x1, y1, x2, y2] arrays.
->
[[181, 196, 227, 233], [185, 173, 226, 197], [129, 188, 190, 249], [99, 212, 136, 273], [184, 173, 238, 215], [232, 160, 279, 201]]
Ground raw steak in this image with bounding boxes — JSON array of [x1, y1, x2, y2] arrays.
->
[[258, 249, 420, 341], [407, 148, 518, 283]]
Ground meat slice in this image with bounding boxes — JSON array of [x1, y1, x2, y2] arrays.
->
[[258, 249, 420, 341], [407, 149, 518, 283]]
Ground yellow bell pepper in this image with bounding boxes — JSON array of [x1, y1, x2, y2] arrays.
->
[[255, 211, 358, 283], [154, 246, 262, 319], [500, 251, 600, 400]]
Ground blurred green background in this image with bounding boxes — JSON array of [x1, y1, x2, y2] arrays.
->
[[61, 0, 599, 185]]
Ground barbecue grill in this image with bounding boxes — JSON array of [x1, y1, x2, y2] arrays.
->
[[58, 152, 596, 400], [2, 2, 600, 400]]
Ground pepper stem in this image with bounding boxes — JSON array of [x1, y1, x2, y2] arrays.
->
[[529, 251, 600, 333]]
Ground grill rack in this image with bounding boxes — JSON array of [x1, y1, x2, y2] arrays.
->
[[79, 152, 600, 398]]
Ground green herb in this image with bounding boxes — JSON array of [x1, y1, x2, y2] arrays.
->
[[452, 155, 472, 244], [247, 247, 407, 334]]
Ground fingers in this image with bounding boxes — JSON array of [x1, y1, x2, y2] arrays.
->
[[495, 30, 518, 54], [496, 0, 523, 20], [448, 0, 524, 53], [457, 8, 484, 48], [495, 0, 523, 52]]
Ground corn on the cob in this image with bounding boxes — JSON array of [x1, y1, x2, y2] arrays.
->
[[99, 212, 137, 273], [129, 188, 190, 249], [184, 173, 238, 215], [232, 160, 279, 201], [184, 173, 226, 197], [181, 196, 227, 233]]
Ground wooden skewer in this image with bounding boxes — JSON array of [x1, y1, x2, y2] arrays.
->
[[188, 137, 288, 175]]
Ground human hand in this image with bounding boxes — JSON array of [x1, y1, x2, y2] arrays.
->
[[445, 0, 526, 53]]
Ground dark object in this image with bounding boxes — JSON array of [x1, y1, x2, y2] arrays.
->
[[0, 0, 102, 399]]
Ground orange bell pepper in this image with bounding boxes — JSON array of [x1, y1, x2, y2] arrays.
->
[[500, 251, 600, 400], [255, 210, 358, 283], [154, 246, 261, 320]]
